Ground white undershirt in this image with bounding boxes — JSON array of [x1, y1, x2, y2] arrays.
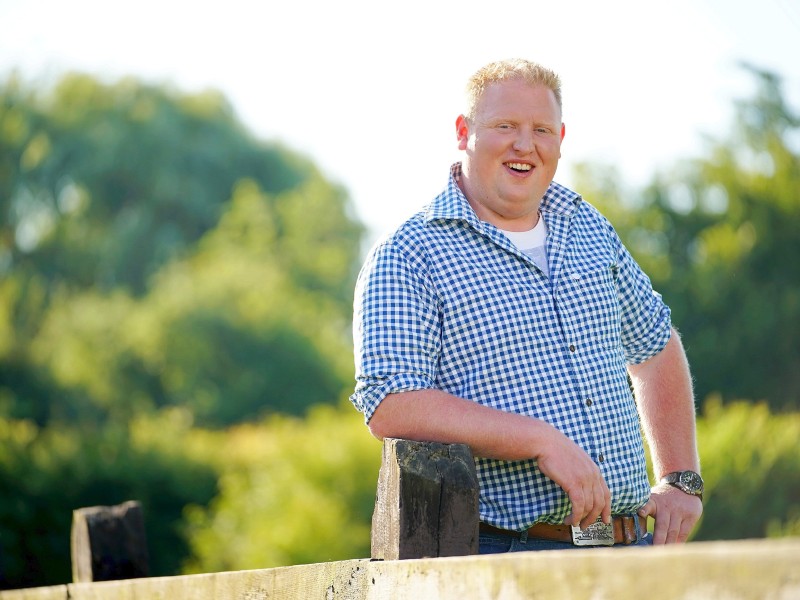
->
[[501, 215, 549, 277]]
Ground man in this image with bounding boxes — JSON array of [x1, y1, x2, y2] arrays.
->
[[350, 59, 702, 552]]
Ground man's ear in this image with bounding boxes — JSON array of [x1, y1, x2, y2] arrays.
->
[[456, 115, 470, 150]]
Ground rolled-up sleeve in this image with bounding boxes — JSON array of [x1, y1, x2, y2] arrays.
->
[[611, 227, 672, 365], [350, 233, 441, 422]]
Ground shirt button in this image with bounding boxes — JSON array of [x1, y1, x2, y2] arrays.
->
[[585, 398, 593, 407], [569, 344, 576, 352], [598, 453, 605, 463]]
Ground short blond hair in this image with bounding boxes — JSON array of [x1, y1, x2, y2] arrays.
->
[[464, 59, 562, 119]]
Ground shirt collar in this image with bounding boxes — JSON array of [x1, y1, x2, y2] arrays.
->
[[424, 162, 582, 225]]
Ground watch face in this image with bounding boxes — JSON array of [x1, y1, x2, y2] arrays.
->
[[679, 471, 703, 492]]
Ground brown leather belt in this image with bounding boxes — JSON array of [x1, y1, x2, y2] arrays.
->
[[479, 515, 647, 546]]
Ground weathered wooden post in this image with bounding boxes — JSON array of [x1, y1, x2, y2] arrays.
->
[[371, 438, 479, 560], [71, 500, 149, 583]]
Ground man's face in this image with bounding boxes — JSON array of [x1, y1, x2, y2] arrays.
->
[[456, 78, 565, 230]]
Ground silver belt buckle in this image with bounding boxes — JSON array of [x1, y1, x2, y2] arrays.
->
[[570, 518, 614, 546]]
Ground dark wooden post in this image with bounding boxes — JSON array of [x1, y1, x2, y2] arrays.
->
[[71, 500, 149, 583], [371, 438, 479, 560]]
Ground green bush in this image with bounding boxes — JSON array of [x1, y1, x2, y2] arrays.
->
[[694, 398, 800, 540], [183, 403, 381, 573], [0, 410, 218, 589]]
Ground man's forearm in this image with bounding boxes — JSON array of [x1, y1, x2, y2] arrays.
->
[[628, 328, 700, 479], [368, 388, 614, 528], [369, 389, 551, 461]]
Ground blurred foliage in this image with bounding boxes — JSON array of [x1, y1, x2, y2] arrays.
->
[[574, 65, 800, 412], [183, 404, 381, 573], [0, 409, 218, 589], [0, 72, 331, 295], [0, 64, 798, 591], [694, 399, 800, 541], [0, 404, 381, 589], [26, 179, 354, 425]]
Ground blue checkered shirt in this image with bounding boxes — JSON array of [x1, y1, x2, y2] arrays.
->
[[351, 163, 671, 530]]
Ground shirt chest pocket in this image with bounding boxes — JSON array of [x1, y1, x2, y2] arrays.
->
[[561, 262, 622, 345]]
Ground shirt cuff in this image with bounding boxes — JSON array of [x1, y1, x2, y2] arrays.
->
[[350, 373, 435, 423]]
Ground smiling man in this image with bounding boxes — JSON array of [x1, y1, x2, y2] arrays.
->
[[351, 59, 703, 553]]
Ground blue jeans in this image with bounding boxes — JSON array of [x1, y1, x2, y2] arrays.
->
[[479, 531, 653, 553]]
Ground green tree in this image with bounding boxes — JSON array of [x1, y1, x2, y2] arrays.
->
[[0, 73, 332, 295], [27, 179, 355, 425], [575, 65, 800, 411]]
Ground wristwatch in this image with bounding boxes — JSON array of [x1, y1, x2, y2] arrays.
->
[[661, 470, 704, 501]]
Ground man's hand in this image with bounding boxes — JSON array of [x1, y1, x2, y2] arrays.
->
[[536, 427, 612, 529], [637, 482, 703, 544]]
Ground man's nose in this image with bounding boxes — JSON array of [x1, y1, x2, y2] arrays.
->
[[512, 129, 535, 153]]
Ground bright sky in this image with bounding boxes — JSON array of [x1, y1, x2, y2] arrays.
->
[[1, 0, 799, 244]]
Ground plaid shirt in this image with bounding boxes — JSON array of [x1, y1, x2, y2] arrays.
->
[[351, 163, 671, 530]]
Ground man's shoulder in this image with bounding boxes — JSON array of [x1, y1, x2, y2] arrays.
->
[[372, 209, 428, 246], [361, 210, 432, 266], [374, 190, 468, 245]]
